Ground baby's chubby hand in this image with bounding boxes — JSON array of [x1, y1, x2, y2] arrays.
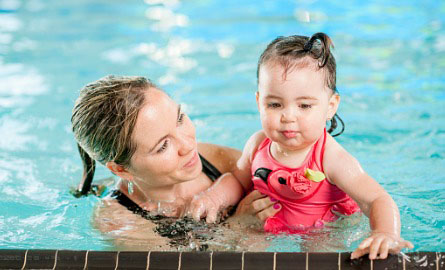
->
[[351, 232, 414, 260], [139, 197, 187, 218], [186, 188, 228, 223]]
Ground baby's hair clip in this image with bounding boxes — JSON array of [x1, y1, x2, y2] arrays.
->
[[303, 40, 313, 52]]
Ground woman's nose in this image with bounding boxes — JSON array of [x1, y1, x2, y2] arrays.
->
[[177, 133, 195, 156]]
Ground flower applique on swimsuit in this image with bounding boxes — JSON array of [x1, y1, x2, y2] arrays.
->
[[254, 167, 325, 198]]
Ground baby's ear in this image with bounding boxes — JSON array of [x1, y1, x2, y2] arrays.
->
[[327, 93, 340, 120]]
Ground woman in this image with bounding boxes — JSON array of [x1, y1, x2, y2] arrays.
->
[[71, 75, 279, 250]]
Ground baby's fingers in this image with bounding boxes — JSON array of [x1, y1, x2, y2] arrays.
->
[[377, 239, 390, 259], [358, 236, 374, 250], [401, 240, 414, 250], [205, 208, 219, 224], [369, 236, 384, 260], [351, 247, 369, 260], [351, 237, 374, 259], [387, 239, 414, 254], [188, 201, 206, 222]]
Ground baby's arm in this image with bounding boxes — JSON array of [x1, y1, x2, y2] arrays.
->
[[188, 131, 266, 223], [323, 135, 413, 260], [188, 172, 244, 223]]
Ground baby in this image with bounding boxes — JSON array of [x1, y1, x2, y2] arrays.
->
[[188, 32, 413, 259]]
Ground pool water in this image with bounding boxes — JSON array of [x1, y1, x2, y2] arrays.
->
[[0, 0, 444, 251]]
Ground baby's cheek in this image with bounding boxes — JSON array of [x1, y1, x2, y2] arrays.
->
[[263, 121, 278, 136], [263, 114, 279, 128]]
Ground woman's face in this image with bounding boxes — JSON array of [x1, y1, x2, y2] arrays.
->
[[126, 88, 202, 188]]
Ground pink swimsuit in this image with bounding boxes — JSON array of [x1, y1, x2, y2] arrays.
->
[[251, 129, 360, 233]]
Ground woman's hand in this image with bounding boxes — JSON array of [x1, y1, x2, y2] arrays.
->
[[234, 190, 281, 222], [351, 232, 414, 260]]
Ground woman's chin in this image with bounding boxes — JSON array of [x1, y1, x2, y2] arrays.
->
[[179, 160, 203, 182]]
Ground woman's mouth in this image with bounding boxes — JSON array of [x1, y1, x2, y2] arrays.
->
[[183, 151, 199, 168], [282, 130, 297, 139]]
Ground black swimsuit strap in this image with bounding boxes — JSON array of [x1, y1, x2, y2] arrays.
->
[[199, 154, 222, 182]]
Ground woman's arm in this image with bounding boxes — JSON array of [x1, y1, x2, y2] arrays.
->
[[323, 135, 413, 259], [197, 142, 242, 174]]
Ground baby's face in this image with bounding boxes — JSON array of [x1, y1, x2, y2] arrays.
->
[[256, 62, 338, 152]]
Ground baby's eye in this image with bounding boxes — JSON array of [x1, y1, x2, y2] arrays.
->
[[267, 103, 281, 108], [300, 104, 312, 109], [157, 140, 169, 153]]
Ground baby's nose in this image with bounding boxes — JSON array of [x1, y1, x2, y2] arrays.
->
[[281, 107, 298, 122]]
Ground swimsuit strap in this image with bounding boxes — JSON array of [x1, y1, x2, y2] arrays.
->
[[112, 189, 141, 213], [199, 153, 221, 182]]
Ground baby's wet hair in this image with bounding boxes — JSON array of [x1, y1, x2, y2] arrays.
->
[[257, 32, 344, 136]]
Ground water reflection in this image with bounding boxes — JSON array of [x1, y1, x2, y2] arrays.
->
[[0, 154, 58, 203], [0, 117, 35, 150], [103, 37, 235, 87], [144, 0, 188, 32], [0, 62, 47, 115], [0, 0, 443, 251], [0, 14, 22, 31]]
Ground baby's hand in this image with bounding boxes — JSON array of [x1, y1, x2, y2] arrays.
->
[[139, 197, 187, 218], [186, 189, 227, 223], [351, 232, 414, 260]]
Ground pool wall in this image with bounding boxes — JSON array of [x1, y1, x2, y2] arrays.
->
[[0, 250, 443, 269]]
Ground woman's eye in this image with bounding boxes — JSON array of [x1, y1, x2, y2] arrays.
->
[[300, 104, 312, 109], [157, 140, 169, 153], [178, 113, 185, 124], [267, 103, 281, 108]]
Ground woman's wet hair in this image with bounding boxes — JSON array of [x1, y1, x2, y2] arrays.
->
[[257, 32, 344, 136], [71, 75, 155, 195]]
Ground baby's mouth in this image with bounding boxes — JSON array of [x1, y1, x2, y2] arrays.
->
[[282, 130, 297, 138]]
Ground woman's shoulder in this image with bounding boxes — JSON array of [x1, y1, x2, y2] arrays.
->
[[93, 197, 154, 232], [197, 142, 241, 173], [93, 197, 172, 249], [197, 131, 266, 172]]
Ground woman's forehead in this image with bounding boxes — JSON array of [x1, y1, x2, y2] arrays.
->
[[132, 89, 177, 148]]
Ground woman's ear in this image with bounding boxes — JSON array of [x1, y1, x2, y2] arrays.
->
[[327, 93, 340, 120], [106, 161, 133, 180]]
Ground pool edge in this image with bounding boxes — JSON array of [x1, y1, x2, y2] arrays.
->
[[0, 250, 442, 269]]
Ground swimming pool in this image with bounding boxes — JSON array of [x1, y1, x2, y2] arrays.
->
[[0, 0, 444, 252]]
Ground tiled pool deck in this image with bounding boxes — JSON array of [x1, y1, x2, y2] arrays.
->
[[0, 250, 442, 269]]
